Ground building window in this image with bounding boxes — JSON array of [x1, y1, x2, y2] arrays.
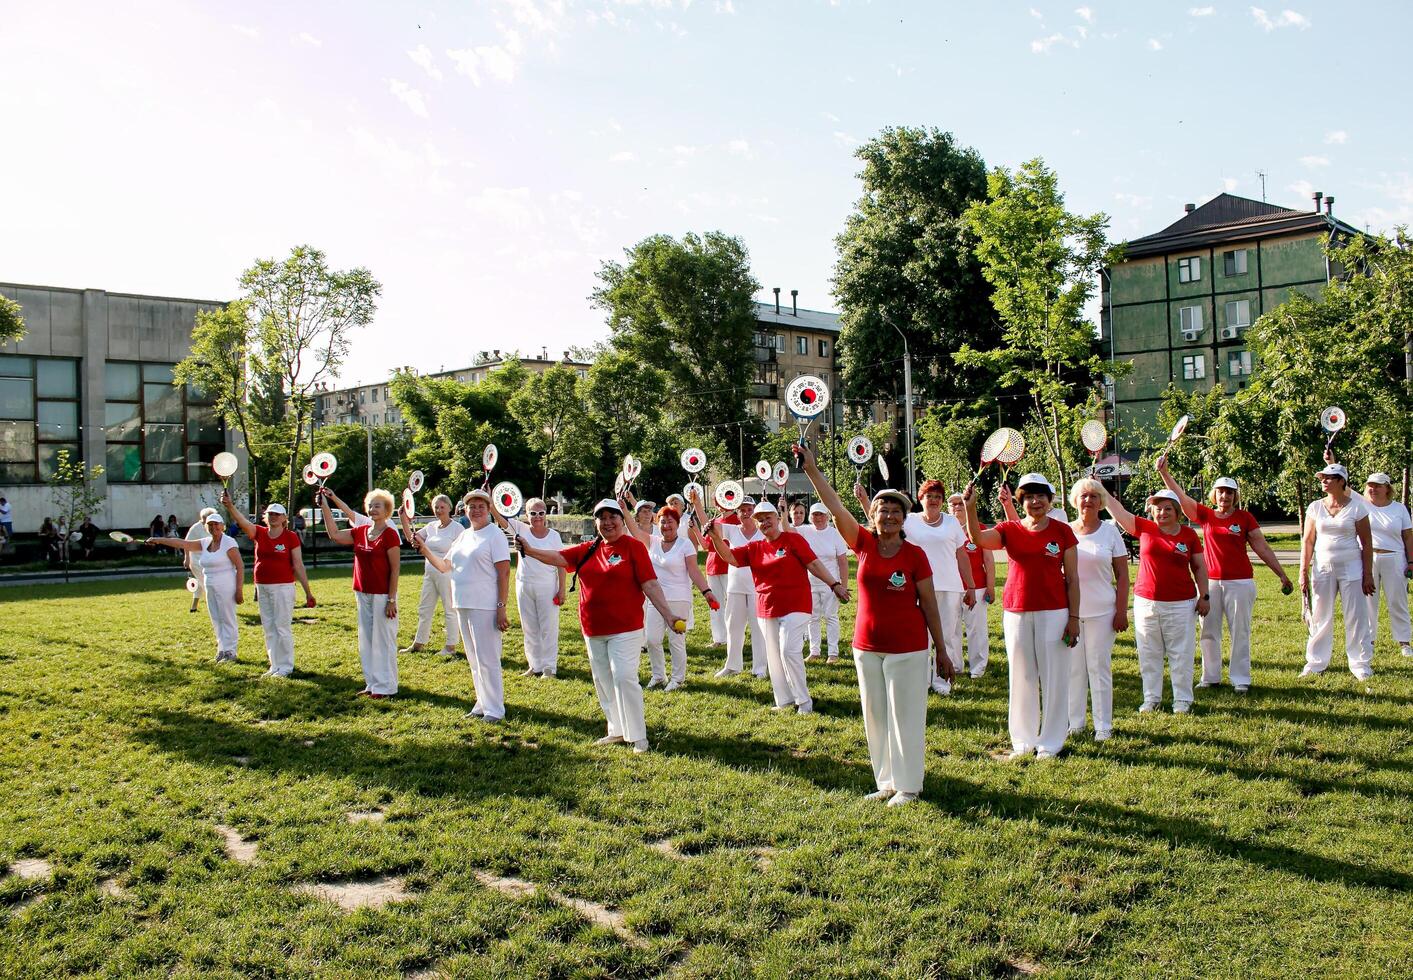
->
[[0, 355, 81, 483], [371, 388, 378, 402], [1223, 249, 1248, 276], [820, 371, 829, 386], [359, 390, 366, 403], [105, 361, 224, 483], [1228, 350, 1253, 377], [818, 339, 829, 358], [1181, 354, 1206, 381], [1225, 300, 1251, 329], [753, 361, 779, 385], [1179, 305, 1204, 335], [1177, 256, 1202, 283]]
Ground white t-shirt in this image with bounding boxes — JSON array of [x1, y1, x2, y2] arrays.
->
[[722, 523, 762, 595], [416, 520, 465, 569], [796, 524, 848, 587], [902, 512, 967, 592], [1072, 520, 1127, 618], [1306, 494, 1370, 577], [446, 523, 511, 610], [0, 501, 11, 521], [1363, 498, 1412, 554], [650, 532, 696, 602], [508, 519, 563, 588], [196, 534, 240, 583]]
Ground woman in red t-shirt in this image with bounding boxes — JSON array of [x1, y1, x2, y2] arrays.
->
[[797, 444, 947, 806], [1102, 487, 1209, 714], [1156, 459, 1290, 693], [221, 491, 316, 677], [517, 498, 682, 753], [962, 473, 1080, 760], [319, 487, 401, 698]]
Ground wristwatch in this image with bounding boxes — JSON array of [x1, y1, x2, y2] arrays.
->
[[1201, 594, 1210, 601], [496, 601, 507, 608]]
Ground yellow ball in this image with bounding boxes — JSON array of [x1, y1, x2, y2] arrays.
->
[[672, 618, 687, 632]]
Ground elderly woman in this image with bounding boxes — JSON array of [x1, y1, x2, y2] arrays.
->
[[694, 493, 766, 679], [1300, 463, 1375, 679], [624, 503, 713, 690], [492, 496, 567, 678], [798, 443, 946, 805], [1067, 479, 1129, 740], [517, 498, 683, 752], [320, 487, 400, 698], [405, 494, 464, 658], [1362, 472, 1413, 661], [182, 507, 217, 612], [703, 499, 738, 648], [796, 502, 850, 663], [146, 511, 245, 662], [1157, 459, 1290, 692], [221, 492, 315, 677], [963, 473, 1080, 759], [1102, 487, 1209, 713], [950, 493, 995, 677], [406, 489, 511, 720], [789, 500, 808, 530]]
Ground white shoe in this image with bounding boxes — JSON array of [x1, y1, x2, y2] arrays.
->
[[804, 653, 820, 662], [539, 670, 557, 679], [1034, 749, 1058, 760], [1400, 645, 1413, 659], [970, 671, 985, 679], [594, 735, 626, 746], [931, 678, 951, 696], [1094, 729, 1112, 742], [826, 656, 840, 664], [887, 792, 919, 807], [1195, 681, 1216, 689], [1172, 702, 1191, 714], [1233, 684, 1249, 693], [796, 700, 814, 715], [664, 680, 682, 692], [1352, 669, 1373, 681], [1299, 666, 1322, 678], [1138, 701, 1159, 713], [645, 677, 665, 690], [632, 739, 650, 754], [864, 788, 895, 801], [752, 670, 768, 679], [520, 667, 539, 678], [714, 667, 739, 678], [469, 703, 485, 717]]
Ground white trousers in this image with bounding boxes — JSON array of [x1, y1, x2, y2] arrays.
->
[[1068, 614, 1115, 733], [206, 574, 240, 656], [855, 648, 929, 794], [759, 612, 812, 708], [1135, 596, 1196, 706], [517, 577, 561, 674], [354, 592, 399, 695], [1003, 608, 1071, 754], [933, 591, 965, 674], [807, 586, 840, 658], [1200, 578, 1256, 686], [645, 598, 692, 684], [586, 630, 646, 742], [1367, 552, 1411, 651], [961, 588, 990, 675], [724, 592, 763, 674], [707, 573, 729, 643], [456, 608, 505, 719], [1305, 568, 1373, 674], [257, 581, 296, 674], [413, 566, 460, 648]]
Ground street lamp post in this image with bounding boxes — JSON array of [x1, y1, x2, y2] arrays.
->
[[889, 323, 916, 498]]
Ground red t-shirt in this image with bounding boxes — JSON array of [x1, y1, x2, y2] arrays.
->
[[963, 525, 987, 584], [1134, 517, 1203, 601], [352, 524, 400, 595], [561, 534, 658, 637], [850, 526, 934, 653], [993, 519, 1078, 612], [1193, 505, 1258, 580], [252, 526, 301, 585], [732, 530, 817, 619], [705, 512, 740, 575]]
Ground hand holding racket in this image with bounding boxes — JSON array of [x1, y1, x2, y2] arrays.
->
[[1155, 415, 1189, 470]]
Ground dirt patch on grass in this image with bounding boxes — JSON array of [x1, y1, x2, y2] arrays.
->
[[8, 859, 52, 880], [292, 874, 413, 911], [346, 810, 386, 824], [214, 824, 258, 864], [97, 878, 126, 898], [648, 839, 686, 860], [473, 870, 646, 948]]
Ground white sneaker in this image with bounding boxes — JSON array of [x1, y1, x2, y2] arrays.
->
[[1299, 666, 1322, 678], [1401, 645, 1413, 659], [796, 700, 814, 714], [970, 671, 985, 679], [1138, 701, 1159, 713], [594, 735, 626, 746], [539, 670, 557, 679], [1172, 702, 1191, 715], [1195, 680, 1216, 689], [664, 679, 682, 692], [886, 792, 919, 807], [520, 667, 539, 678], [1034, 749, 1058, 760], [1352, 669, 1373, 681], [714, 667, 739, 678], [864, 788, 895, 801], [1094, 729, 1112, 742], [632, 739, 650, 754], [645, 677, 665, 690], [470, 703, 485, 717], [931, 677, 952, 696], [1233, 684, 1249, 693]]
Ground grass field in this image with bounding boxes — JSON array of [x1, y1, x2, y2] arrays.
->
[[3, 564, 1412, 978]]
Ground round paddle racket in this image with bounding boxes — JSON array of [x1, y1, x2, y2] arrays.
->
[[714, 480, 744, 510], [212, 452, 238, 488], [1319, 405, 1346, 453], [1081, 420, 1107, 463], [995, 428, 1026, 482], [966, 428, 1013, 491], [1155, 414, 1189, 469]]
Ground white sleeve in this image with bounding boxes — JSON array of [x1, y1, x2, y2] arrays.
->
[[490, 529, 511, 562], [1107, 523, 1127, 558], [1399, 504, 1412, 532]]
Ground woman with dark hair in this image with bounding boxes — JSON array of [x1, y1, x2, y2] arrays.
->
[[221, 491, 316, 677], [1300, 463, 1375, 679]]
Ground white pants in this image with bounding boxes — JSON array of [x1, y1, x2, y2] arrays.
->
[[807, 585, 840, 658], [759, 612, 812, 708], [1305, 567, 1373, 674], [1135, 596, 1196, 706], [855, 648, 929, 794], [645, 598, 692, 684], [1368, 552, 1411, 652], [1003, 608, 1071, 754], [257, 581, 296, 674], [707, 573, 729, 643], [413, 566, 460, 648], [190, 561, 207, 601], [961, 588, 990, 675], [456, 608, 505, 719], [586, 630, 646, 742], [206, 574, 239, 656], [355, 592, 399, 695], [725, 592, 763, 674], [1068, 614, 1115, 733], [1201, 578, 1256, 686], [517, 577, 561, 674], [933, 591, 965, 675]]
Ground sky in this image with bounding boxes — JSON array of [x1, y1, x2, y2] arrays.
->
[[2, 1, 1409, 389]]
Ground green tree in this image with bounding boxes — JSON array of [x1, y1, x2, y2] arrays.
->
[[833, 126, 997, 406], [0, 294, 25, 345], [915, 406, 989, 494], [267, 423, 411, 514], [508, 365, 594, 500], [48, 449, 104, 544]]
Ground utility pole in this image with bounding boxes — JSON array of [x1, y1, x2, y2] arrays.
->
[[889, 323, 916, 497]]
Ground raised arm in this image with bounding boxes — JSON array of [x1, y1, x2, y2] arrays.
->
[[703, 521, 742, 567], [1156, 457, 1203, 523], [997, 483, 1020, 523], [1247, 527, 1292, 590], [961, 486, 1004, 550], [794, 443, 861, 548], [620, 496, 651, 546], [318, 490, 353, 546], [145, 536, 203, 554], [220, 489, 258, 538], [323, 489, 365, 526], [1100, 486, 1139, 537]]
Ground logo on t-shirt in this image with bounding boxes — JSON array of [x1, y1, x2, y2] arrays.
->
[[965, 542, 977, 552], [1227, 523, 1242, 535], [887, 571, 907, 589], [274, 544, 286, 552], [1175, 542, 1189, 554], [607, 553, 623, 567], [774, 547, 787, 558], [1045, 541, 1060, 556]]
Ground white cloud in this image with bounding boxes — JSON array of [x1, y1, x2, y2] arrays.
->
[[1324, 129, 1348, 145], [1031, 33, 1074, 53], [714, 0, 735, 12], [1147, 37, 1163, 50], [671, 144, 699, 157], [1114, 192, 1153, 209], [727, 139, 752, 158], [387, 78, 429, 118], [1251, 7, 1310, 31], [833, 131, 860, 146], [231, 24, 259, 38], [500, 0, 567, 34], [1075, 7, 1094, 23], [609, 150, 637, 162], [821, 111, 840, 123], [1029, 7, 1043, 19], [407, 44, 443, 82], [1300, 155, 1330, 168], [447, 32, 523, 86], [1287, 178, 1316, 199], [295, 32, 322, 47], [1222, 176, 1240, 192], [1189, 6, 1215, 15]]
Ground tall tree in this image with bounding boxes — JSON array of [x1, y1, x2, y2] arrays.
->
[[832, 126, 997, 406], [508, 365, 594, 499], [0, 293, 25, 345]]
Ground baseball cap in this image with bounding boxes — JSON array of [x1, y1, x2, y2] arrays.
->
[[809, 502, 829, 516], [1211, 477, 1238, 492], [1147, 488, 1182, 506], [592, 498, 623, 515], [1015, 473, 1055, 495], [740, 496, 756, 507], [753, 501, 779, 515], [1366, 472, 1393, 485], [1316, 464, 1349, 480], [265, 503, 287, 515]]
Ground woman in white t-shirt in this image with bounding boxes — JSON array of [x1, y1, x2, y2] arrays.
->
[[406, 494, 465, 658], [1067, 478, 1129, 741], [692, 495, 765, 678], [493, 497, 568, 677], [1301, 464, 1375, 679], [796, 502, 850, 663], [147, 512, 245, 661], [1362, 472, 1413, 661], [404, 490, 511, 721], [183, 508, 216, 612], [624, 503, 712, 689]]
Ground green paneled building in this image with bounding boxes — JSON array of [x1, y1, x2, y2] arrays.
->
[[1100, 192, 1359, 435]]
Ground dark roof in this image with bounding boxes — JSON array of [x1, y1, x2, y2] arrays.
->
[[752, 301, 841, 334], [1119, 193, 1360, 260]]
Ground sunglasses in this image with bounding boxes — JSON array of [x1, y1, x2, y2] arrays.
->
[[528, 510, 547, 517]]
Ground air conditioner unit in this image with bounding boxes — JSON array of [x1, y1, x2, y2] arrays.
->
[[1219, 326, 1239, 340], [1181, 328, 1201, 342]]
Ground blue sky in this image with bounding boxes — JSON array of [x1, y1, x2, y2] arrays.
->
[[1, 1, 1408, 387]]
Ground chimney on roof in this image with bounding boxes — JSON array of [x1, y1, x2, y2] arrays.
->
[[1313, 191, 1323, 212], [773, 286, 781, 314], [541, 346, 548, 360], [790, 289, 798, 315], [1324, 195, 1335, 215], [564, 350, 571, 361], [1184, 203, 1195, 214], [493, 349, 500, 359]]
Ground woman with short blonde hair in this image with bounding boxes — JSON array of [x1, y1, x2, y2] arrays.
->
[[1067, 478, 1129, 740], [320, 486, 401, 698], [406, 493, 464, 658]]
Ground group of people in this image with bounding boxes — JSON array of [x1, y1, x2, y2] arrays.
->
[[36, 515, 101, 562]]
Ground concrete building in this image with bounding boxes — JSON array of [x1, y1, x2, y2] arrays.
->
[[750, 293, 845, 433], [0, 281, 240, 533], [1101, 191, 1359, 433]]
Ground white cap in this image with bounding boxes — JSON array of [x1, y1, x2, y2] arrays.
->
[[1366, 472, 1393, 485], [635, 500, 656, 512], [466, 488, 493, 504], [1147, 488, 1182, 506], [1317, 464, 1349, 480], [752, 501, 779, 516], [204, 512, 226, 526], [592, 498, 623, 515], [265, 503, 287, 515], [1211, 477, 1238, 492], [665, 493, 685, 505], [809, 502, 829, 516], [871, 489, 912, 510], [1015, 473, 1055, 495], [740, 496, 756, 507]]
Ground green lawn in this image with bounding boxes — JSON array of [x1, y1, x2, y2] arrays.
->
[[2, 565, 1411, 977]]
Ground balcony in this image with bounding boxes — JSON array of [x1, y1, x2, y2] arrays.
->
[[752, 346, 778, 363], [748, 383, 778, 398]]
